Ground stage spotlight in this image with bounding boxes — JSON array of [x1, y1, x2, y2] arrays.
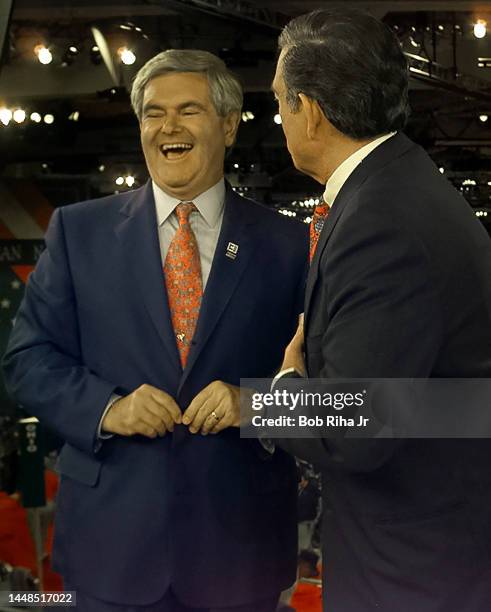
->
[[13, 109, 26, 123], [62, 45, 79, 67], [34, 44, 53, 65], [480, 114, 488, 122], [115, 176, 125, 186], [474, 20, 487, 39], [274, 113, 282, 125], [91, 45, 102, 65], [118, 47, 136, 65], [68, 111, 80, 121], [125, 175, 135, 187], [0, 108, 12, 126], [30, 112, 42, 123], [43, 114, 54, 124]]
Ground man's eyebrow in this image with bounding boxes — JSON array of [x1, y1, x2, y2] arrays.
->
[[177, 101, 206, 110], [142, 103, 164, 113], [142, 101, 207, 113]]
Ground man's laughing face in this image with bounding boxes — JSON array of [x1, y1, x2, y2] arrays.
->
[[140, 71, 239, 200]]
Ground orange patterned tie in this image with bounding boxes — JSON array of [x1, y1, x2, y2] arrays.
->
[[163, 202, 203, 367], [309, 199, 330, 263]]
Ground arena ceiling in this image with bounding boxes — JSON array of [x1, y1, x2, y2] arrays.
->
[[2, 0, 491, 214]]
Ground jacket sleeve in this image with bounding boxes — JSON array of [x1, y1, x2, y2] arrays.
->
[[2, 207, 117, 455]]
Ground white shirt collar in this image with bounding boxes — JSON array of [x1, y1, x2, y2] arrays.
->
[[323, 132, 396, 206], [153, 178, 226, 229]]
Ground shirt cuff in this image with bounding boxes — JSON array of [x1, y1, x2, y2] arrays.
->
[[271, 367, 301, 390], [97, 394, 121, 440]]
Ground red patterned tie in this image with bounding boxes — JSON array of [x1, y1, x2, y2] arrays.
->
[[309, 199, 330, 263], [163, 202, 203, 368]]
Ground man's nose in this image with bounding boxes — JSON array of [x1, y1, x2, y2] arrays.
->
[[160, 114, 181, 134]]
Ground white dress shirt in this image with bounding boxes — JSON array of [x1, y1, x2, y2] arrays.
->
[[153, 178, 226, 288], [323, 132, 395, 206]]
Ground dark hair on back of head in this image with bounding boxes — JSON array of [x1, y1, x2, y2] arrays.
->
[[278, 9, 409, 139]]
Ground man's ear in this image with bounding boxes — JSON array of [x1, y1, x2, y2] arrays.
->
[[298, 93, 323, 140], [224, 111, 241, 147]]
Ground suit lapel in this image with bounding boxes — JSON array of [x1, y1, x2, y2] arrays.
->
[[114, 181, 182, 372], [178, 187, 256, 389], [304, 133, 416, 322]]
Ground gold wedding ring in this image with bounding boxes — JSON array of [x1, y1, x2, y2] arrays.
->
[[211, 410, 220, 421]]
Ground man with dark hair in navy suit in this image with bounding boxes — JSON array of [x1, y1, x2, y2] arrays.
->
[[273, 9, 491, 612], [3, 49, 308, 612]]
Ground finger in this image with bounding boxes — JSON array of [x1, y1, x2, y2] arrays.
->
[[134, 418, 159, 438], [291, 326, 304, 347], [209, 414, 229, 434], [189, 397, 215, 433], [138, 408, 168, 437], [182, 385, 214, 426], [204, 384, 240, 433], [208, 398, 231, 434], [208, 393, 237, 433], [150, 390, 182, 424], [183, 395, 206, 429], [145, 400, 175, 433], [201, 408, 223, 435]]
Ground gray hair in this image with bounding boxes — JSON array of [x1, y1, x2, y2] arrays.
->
[[130, 49, 243, 121]]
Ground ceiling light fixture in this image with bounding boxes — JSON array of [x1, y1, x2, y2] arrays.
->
[[13, 109, 26, 123], [474, 19, 487, 39], [0, 108, 12, 126], [118, 47, 136, 65], [34, 44, 53, 65]]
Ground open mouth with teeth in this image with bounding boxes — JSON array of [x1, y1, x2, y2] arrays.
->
[[160, 143, 194, 160]]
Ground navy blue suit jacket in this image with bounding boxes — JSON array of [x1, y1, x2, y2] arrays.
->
[[3, 182, 308, 607]]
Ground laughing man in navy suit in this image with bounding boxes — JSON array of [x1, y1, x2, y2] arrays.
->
[[3, 50, 307, 612]]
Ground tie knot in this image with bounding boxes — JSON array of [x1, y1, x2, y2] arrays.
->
[[314, 199, 329, 219], [175, 202, 197, 223]]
